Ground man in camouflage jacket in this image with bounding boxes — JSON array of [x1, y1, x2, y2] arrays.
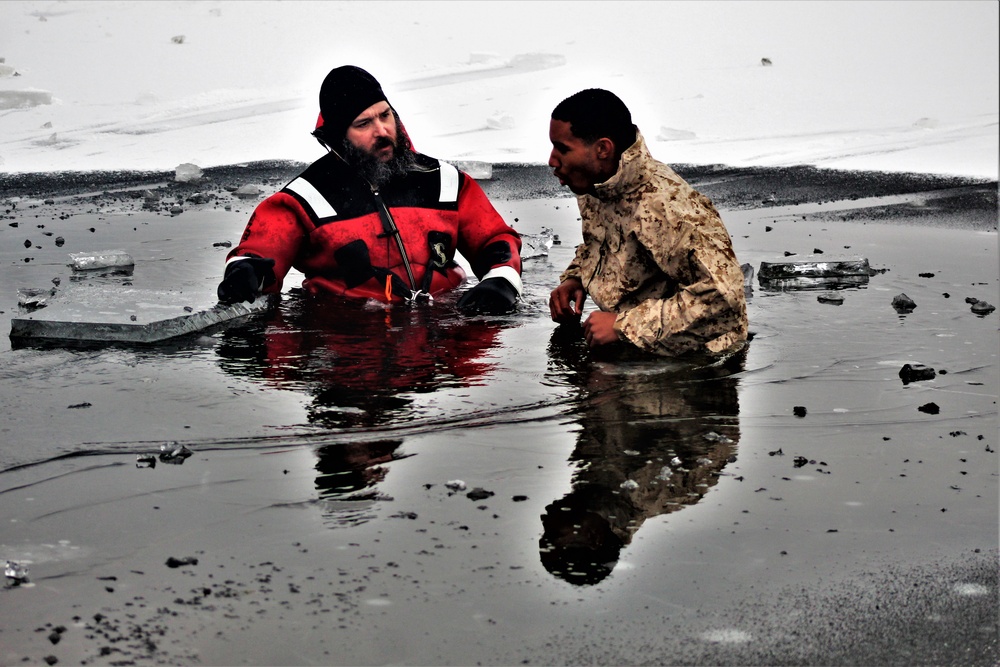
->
[[547, 89, 748, 357]]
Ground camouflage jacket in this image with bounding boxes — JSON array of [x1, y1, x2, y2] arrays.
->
[[559, 131, 748, 356]]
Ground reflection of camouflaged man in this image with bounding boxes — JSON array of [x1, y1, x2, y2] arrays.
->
[[540, 336, 744, 585], [547, 89, 748, 356]]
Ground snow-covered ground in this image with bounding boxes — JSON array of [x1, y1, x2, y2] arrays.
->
[[1, 0, 997, 178]]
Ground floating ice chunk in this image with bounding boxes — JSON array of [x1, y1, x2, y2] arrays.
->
[[970, 300, 995, 315], [9, 288, 279, 344], [4, 560, 29, 584], [758, 258, 872, 291], [159, 442, 192, 464], [520, 227, 554, 260], [174, 163, 203, 183], [233, 184, 263, 199], [620, 479, 639, 490], [892, 293, 917, 313], [759, 258, 870, 280], [68, 249, 134, 271], [18, 287, 55, 310], [445, 480, 467, 491], [817, 292, 845, 305]]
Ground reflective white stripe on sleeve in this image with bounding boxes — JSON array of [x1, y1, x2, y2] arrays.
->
[[285, 177, 337, 218], [438, 161, 459, 203], [482, 265, 523, 297]]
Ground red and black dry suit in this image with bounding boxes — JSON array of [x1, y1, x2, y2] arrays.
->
[[226, 151, 522, 303]]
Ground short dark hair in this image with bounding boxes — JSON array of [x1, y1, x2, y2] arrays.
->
[[552, 89, 636, 157]]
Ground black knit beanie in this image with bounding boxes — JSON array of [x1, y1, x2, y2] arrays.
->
[[317, 66, 389, 142]]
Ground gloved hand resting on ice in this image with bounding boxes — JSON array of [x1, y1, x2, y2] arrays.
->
[[217, 257, 276, 304]]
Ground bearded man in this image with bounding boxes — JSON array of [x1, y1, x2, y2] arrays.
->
[[218, 66, 522, 314]]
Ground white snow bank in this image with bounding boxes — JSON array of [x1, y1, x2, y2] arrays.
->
[[0, 0, 996, 178]]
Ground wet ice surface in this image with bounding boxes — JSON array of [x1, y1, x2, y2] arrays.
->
[[0, 169, 996, 665], [10, 286, 277, 343]]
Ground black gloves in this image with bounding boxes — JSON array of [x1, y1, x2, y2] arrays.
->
[[217, 257, 276, 304], [456, 277, 518, 315]]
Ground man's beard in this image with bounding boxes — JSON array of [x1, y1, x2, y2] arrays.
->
[[340, 120, 415, 188]]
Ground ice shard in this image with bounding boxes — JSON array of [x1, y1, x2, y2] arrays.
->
[[9, 287, 278, 344], [758, 258, 871, 280], [520, 227, 554, 260], [757, 258, 871, 291], [68, 249, 135, 271]]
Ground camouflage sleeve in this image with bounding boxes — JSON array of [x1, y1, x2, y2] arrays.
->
[[614, 198, 747, 356], [558, 246, 586, 284]]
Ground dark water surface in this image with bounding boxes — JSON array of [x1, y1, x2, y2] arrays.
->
[[0, 168, 996, 665]]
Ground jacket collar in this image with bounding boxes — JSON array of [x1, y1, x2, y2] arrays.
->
[[590, 129, 654, 201]]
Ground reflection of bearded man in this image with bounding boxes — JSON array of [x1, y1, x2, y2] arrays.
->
[[340, 116, 416, 188]]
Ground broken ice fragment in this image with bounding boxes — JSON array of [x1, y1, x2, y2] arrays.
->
[[970, 300, 995, 315], [892, 293, 917, 313], [759, 259, 870, 280], [899, 363, 936, 384], [233, 184, 263, 199], [520, 227, 554, 260], [5, 560, 29, 584], [9, 289, 280, 345], [136, 453, 157, 468], [165, 556, 199, 568], [159, 443, 192, 463], [445, 480, 467, 491], [758, 258, 871, 291], [68, 249, 134, 271], [174, 163, 202, 182], [466, 487, 494, 501], [18, 287, 55, 310]]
